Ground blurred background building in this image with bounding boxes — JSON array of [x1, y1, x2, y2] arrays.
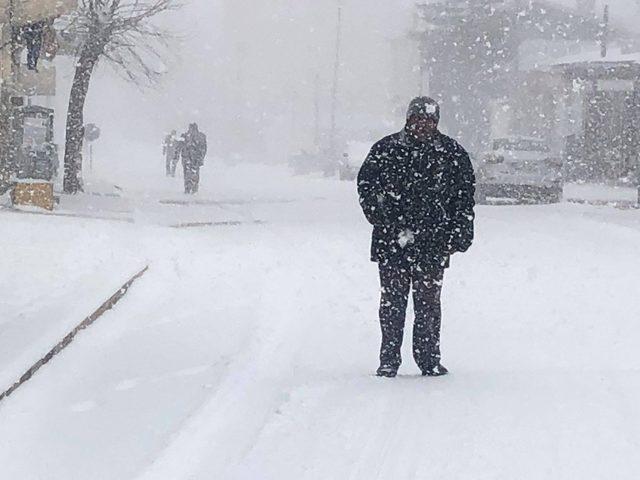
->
[[0, 0, 75, 193]]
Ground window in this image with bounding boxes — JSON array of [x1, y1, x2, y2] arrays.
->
[[493, 139, 549, 152], [22, 117, 48, 148]]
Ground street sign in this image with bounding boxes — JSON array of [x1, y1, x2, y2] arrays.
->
[[84, 123, 101, 142], [84, 123, 100, 173]]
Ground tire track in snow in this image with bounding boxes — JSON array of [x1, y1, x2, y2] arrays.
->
[[136, 205, 373, 479], [135, 236, 315, 479]]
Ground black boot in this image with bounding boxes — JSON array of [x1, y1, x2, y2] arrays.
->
[[421, 364, 448, 377], [376, 365, 398, 378]]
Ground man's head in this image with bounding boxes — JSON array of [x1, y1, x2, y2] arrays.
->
[[405, 96, 440, 141], [189, 123, 199, 132]]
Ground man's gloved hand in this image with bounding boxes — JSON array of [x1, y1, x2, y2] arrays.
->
[[397, 229, 415, 249], [446, 230, 472, 254]]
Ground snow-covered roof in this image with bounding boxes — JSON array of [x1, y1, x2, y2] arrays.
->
[[553, 47, 640, 64], [493, 135, 546, 142]]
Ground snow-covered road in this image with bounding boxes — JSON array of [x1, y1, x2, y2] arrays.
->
[[1, 163, 640, 479]]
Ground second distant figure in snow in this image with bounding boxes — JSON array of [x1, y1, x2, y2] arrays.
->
[[180, 123, 208, 194], [163, 130, 180, 177], [357, 97, 476, 378]]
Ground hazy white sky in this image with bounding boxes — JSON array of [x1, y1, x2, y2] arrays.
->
[[66, 0, 639, 160], [79, 0, 415, 159]]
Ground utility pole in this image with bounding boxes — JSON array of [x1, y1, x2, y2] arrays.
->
[[418, 36, 430, 96], [599, 4, 609, 58], [412, 7, 427, 96], [329, 1, 343, 158], [314, 72, 320, 147]]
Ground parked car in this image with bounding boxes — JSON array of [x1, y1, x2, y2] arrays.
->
[[289, 150, 323, 176], [339, 141, 371, 181], [476, 137, 563, 203]]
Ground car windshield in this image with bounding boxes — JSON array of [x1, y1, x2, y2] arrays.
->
[[493, 139, 549, 152]]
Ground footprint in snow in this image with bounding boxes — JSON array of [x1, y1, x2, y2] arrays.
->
[[114, 378, 139, 391], [174, 365, 209, 377], [70, 400, 97, 413]]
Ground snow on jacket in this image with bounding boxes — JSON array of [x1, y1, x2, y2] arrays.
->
[[357, 129, 476, 265], [182, 131, 208, 166]]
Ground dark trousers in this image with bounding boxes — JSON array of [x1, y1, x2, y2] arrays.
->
[[166, 151, 178, 177], [378, 259, 445, 371], [183, 161, 200, 194]]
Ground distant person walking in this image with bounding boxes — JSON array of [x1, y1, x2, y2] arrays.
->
[[181, 123, 207, 194], [357, 97, 476, 378], [163, 130, 180, 177]]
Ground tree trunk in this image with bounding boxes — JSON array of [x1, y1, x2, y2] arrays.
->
[[63, 45, 101, 194]]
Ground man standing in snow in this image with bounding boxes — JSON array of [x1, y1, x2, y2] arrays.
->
[[181, 123, 208, 194], [357, 97, 475, 378]]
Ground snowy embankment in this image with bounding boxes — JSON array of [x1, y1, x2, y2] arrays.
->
[[1, 162, 640, 479], [565, 182, 638, 205], [0, 213, 147, 393]]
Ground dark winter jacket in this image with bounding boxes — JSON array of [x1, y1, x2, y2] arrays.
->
[[182, 131, 208, 167], [357, 130, 475, 265]]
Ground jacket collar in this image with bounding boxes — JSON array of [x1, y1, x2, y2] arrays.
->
[[400, 128, 442, 148]]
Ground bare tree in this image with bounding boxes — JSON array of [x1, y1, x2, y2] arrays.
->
[[62, 0, 180, 194]]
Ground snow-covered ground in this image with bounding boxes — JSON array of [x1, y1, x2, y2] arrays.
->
[[1, 153, 640, 479], [564, 182, 638, 205]]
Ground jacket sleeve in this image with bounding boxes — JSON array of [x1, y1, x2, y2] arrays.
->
[[447, 143, 476, 253], [357, 143, 387, 226]]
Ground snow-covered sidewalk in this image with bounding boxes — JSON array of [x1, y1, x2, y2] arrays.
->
[[1, 163, 640, 479], [564, 182, 638, 207], [0, 213, 146, 394]]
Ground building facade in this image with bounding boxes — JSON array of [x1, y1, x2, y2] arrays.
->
[[0, 0, 75, 192]]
